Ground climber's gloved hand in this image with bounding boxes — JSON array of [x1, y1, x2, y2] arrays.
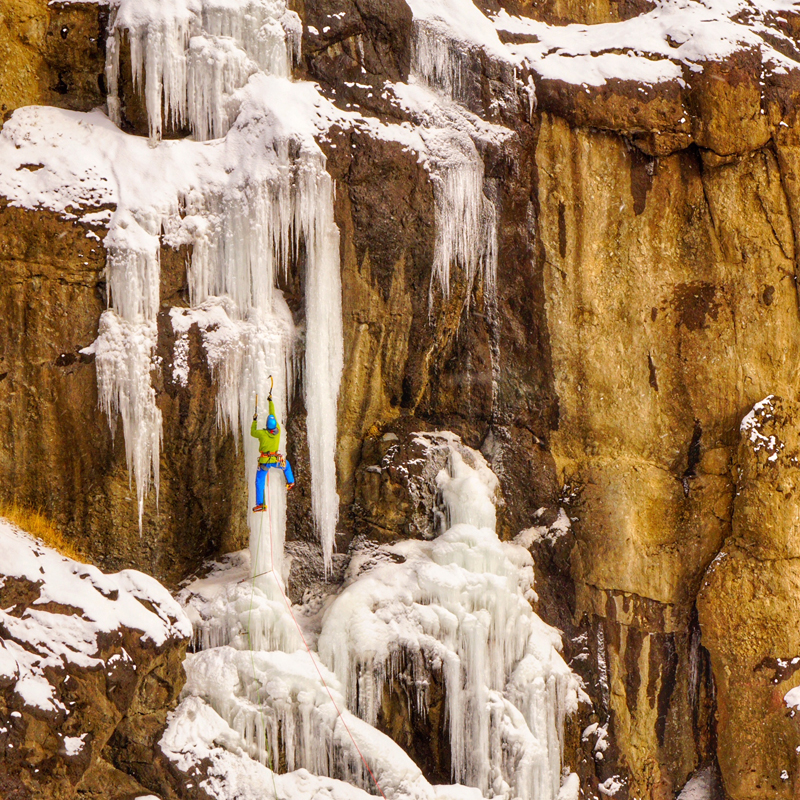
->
[[268, 392, 272, 401], [253, 412, 258, 421]]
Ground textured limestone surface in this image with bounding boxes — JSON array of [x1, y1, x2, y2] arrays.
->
[[536, 107, 800, 798], [0, 0, 106, 119], [698, 397, 800, 800]]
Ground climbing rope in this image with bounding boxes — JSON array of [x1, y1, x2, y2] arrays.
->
[[246, 469, 388, 800]]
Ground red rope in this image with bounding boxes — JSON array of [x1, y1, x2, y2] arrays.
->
[[260, 473, 389, 800]]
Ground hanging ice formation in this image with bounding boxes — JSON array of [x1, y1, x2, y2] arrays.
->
[[419, 126, 498, 308], [106, 0, 301, 144], [403, 0, 503, 308], [93, 0, 342, 565]]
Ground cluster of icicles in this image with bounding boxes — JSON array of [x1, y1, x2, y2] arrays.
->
[[177, 434, 580, 800], [89, 0, 501, 572], [88, 0, 341, 569]]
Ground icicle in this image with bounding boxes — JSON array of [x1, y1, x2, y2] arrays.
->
[[105, 7, 122, 126], [420, 128, 498, 310], [82, 311, 162, 529], [405, 15, 499, 312], [187, 35, 257, 141], [297, 154, 343, 574], [81, 209, 166, 529], [411, 18, 470, 103], [110, 0, 199, 144], [108, 0, 301, 144]]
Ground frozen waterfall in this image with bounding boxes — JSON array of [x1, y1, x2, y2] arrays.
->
[[94, 0, 343, 563], [317, 434, 580, 800], [176, 433, 581, 800]]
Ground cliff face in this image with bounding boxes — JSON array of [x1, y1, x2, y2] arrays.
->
[[3, 0, 800, 798]]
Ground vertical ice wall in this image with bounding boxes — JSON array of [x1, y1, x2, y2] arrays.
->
[[316, 434, 581, 800], [98, 0, 342, 566]]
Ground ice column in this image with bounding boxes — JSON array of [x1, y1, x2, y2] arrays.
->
[[183, 140, 342, 574], [102, 2, 342, 568], [298, 157, 343, 573]]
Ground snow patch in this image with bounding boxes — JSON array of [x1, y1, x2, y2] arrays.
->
[[494, 0, 800, 87]]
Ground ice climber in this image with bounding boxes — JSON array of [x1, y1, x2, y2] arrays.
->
[[251, 389, 295, 512]]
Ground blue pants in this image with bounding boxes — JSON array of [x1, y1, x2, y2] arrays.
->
[[255, 460, 295, 506]]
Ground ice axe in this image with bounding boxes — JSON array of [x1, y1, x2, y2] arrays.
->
[[254, 376, 273, 420]]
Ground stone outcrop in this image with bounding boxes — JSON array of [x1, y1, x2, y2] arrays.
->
[[0, 523, 191, 800], [698, 397, 800, 800], [0, 1, 106, 120]]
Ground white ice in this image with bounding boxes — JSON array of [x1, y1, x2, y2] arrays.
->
[[316, 434, 582, 800], [0, 0, 344, 557], [106, 0, 301, 143], [406, 0, 515, 102], [175, 434, 582, 799]]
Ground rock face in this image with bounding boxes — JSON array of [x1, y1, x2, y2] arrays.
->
[[0, 521, 191, 800], [4, 0, 800, 797], [0, 1, 106, 119], [537, 112, 800, 796], [0, 201, 248, 586], [698, 397, 800, 800]]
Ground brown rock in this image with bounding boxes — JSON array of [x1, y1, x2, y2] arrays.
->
[[0, 203, 247, 585], [698, 397, 800, 799], [0, 531, 189, 800], [537, 111, 800, 794], [0, 1, 106, 123]]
